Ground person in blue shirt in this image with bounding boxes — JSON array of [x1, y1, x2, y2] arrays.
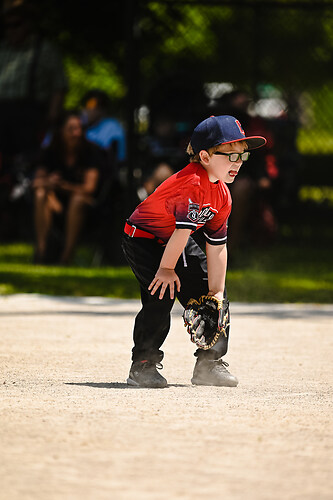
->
[[81, 89, 126, 167]]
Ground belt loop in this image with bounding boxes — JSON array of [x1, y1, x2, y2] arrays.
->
[[130, 225, 136, 237]]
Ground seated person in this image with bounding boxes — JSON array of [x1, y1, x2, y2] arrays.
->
[[32, 110, 102, 264]]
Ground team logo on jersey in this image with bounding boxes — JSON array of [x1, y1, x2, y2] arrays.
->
[[187, 199, 216, 224], [235, 119, 245, 136], [197, 206, 216, 224], [187, 198, 200, 222]]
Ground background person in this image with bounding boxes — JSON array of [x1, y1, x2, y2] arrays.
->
[[81, 89, 126, 172], [79, 89, 128, 264], [0, 0, 68, 238], [32, 110, 102, 264]]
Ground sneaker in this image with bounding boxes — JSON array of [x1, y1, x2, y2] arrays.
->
[[191, 358, 238, 387], [127, 360, 168, 388]]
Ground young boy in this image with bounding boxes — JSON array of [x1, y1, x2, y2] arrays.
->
[[122, 115, 266, 388]]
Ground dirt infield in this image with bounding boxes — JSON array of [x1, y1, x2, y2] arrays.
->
[[1, 294, 332, 500]]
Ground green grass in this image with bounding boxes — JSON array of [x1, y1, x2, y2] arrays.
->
[[0, 242, 332, 303], [227, 243, 333, 303], [0, 244, 138, 298]]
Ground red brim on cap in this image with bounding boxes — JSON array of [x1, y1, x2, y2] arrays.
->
[[221, 136, 267, 150]]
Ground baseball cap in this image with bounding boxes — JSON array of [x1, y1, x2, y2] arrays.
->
[[190, 115, 267, 154]]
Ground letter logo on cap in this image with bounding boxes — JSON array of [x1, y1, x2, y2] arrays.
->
[[235, 119, 245, 136]]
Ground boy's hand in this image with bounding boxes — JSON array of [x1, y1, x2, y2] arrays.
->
[[148, 267, 181, 300]]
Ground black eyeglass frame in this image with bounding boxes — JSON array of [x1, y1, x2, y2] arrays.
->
[[213, 151, 250, 162]]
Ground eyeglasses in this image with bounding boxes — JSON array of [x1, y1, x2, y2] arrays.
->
[[213, 151, 250, 162]]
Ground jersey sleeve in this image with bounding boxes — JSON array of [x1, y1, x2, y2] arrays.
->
[[203, 202, 231, 246], [165, 181, 201, 231]]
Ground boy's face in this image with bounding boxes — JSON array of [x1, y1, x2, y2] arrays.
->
[[200, 141, 247, 183]]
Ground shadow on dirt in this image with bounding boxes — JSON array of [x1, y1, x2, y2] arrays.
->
[[65, 382, 189, 389]]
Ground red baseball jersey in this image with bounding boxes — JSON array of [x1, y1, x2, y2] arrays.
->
[[128, 162, 232, 245]]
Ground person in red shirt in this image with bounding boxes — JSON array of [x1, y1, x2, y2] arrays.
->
[[122, 115, 266, 388]]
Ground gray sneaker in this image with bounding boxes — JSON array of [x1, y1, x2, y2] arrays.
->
[[191, 358, 238, 387], [127, 360, 168, 388]]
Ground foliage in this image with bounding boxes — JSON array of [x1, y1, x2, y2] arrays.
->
[[297, 83, 333, 154], [139, 2, 333, 92], [38, 0, 125, 61], [33, 0, 333, 156], [298, 186, 333, 208], [64, 55, 126, 109], [35, 1, 333, 101]]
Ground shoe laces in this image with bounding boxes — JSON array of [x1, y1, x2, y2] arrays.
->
[[141, 360, 163, 370], [213, 359, 230, 372]]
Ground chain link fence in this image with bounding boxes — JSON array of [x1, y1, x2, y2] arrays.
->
[[120, 1, 333, 214], [2, 0, 333, 249], [55, 0, 333, 250]]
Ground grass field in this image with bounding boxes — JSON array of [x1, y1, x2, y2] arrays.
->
[[0, 242, 332, 303]]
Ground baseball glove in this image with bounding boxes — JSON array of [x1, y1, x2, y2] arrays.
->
[[183, 295, 229, 350]]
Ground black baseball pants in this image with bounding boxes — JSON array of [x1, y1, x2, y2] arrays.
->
[[121, 233, 230, 363]]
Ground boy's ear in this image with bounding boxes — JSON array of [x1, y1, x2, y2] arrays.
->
[[199, 150, 210, 165]]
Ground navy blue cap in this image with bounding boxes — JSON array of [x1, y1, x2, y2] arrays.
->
[[190, 115, 267, 154]]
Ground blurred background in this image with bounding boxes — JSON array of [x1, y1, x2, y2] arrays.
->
[[0, 0, 332, 300]]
